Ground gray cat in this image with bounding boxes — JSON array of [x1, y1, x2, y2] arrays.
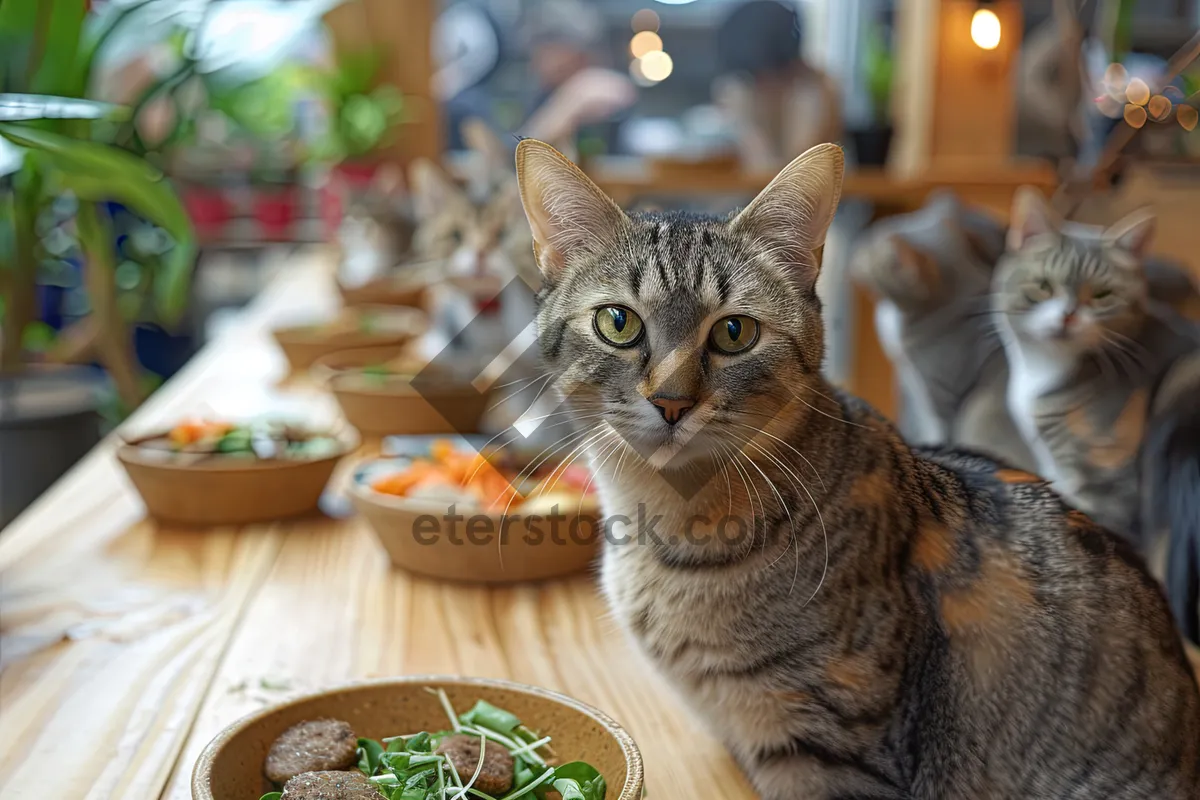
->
[[514, 139, 1200, 799], [852, 194, 1036, 471], [994, 187, 1200, 640]]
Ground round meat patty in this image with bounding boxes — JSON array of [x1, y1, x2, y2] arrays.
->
[[435, 734, 515, 796], [281, 770, 383, 799], [265, 719, 359, 784]]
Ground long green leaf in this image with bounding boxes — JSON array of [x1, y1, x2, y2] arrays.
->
[[0, 0, 38, 91], [0, 121, 196, 321], [31, 0, 85, 95]]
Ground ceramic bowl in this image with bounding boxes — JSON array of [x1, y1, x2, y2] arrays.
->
[[329, 369, 490, 439], [117, 428, 359, 527], [308, 346, 422, 386], [337, 276, 428, 309], [191, 675, 643, 800], [271, 306, 426, 372], [348, 438, 601, 583]]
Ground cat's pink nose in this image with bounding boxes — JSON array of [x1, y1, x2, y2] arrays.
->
[[650, 395, 696, 425]]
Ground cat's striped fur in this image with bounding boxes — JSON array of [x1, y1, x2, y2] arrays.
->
[[515, 140, 1200, 799]]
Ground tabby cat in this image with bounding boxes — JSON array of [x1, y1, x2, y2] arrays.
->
[[514, 139, 1200, 798], [994, 188, 1200, 641], [851, 193, 1036, 471]]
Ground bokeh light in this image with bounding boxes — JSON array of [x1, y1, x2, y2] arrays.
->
[[1164, 85, 1185, 102], [631, 9, 660, 33], [1147, 94, 1172, 122], [630, 31, 663, 58], [1124, 103, 1148, 129], [970, 8, 1001, 50], [1095, 95, 1123, 119], [1104, 63, 1129, 100], [1179, 105, 1199, 132], [1126, 78, 1150, 107], [639, 50, 674, 82]]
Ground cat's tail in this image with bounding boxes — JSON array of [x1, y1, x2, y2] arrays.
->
[[1147, 351, 1200, 645]]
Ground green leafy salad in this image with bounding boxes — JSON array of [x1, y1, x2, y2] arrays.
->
[[258, 689, 606, 800]]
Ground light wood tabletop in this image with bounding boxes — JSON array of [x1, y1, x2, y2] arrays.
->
[[0, 248, 753, 799]]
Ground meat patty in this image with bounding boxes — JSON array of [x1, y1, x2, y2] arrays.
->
[[280, 770, 383, 799], [265, 719, 359, 784], [435, 734, 515, 795]]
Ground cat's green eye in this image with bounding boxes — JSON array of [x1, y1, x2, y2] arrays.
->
[[1025, 280, 1053, 303], [709, 315, 760, 354], [593, 306, 644, 347]]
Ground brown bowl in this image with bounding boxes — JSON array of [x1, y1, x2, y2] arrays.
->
[[330, 371, 490, 438], [117, 432, 358, 527], [337, 277, 428, 309], [192, 675, 643, 800], [349, 457, 601, 582], [272, 306, 426, 372], [308, 346, 422, 385]]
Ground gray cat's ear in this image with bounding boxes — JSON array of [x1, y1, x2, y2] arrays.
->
[[730, 143, 845, 288], [515, 138, 627, 280], [891, 236, 940, 295], [1104, 207, 1155, 259], [1007, 187, 1060, 250], [409, 158, 462, 221]]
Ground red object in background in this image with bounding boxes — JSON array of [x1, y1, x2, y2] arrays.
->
[[183, 186, 231, 239], [254, 185, 298, 241]]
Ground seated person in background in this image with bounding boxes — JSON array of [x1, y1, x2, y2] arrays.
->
[[714, 0, 842, 170], [518, 0, 637, 147]]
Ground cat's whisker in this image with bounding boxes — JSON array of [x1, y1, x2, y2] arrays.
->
[[731, 422, 826, 491]]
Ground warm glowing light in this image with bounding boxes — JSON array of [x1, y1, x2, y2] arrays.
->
[[1126, 78, 1150, 106], [970, 8, 1001, 50], [1147, 94, 1172, 122], [630, 31, 663, 58], [631, 9, 660, 33], [638, 50, 674, 82], [1124, 103, 1147, 129], [1164, 85, 1185, 102], [1179, 105, 1199, 132]]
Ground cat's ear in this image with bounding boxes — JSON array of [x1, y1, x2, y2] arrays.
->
[[891, 236, 940, 294], [1104, 207, 1155, 260], [515, 138, 627, 280], [409, 158, 459, 221], [1007, 187, 1060, 251], [730, 143, 845, 289]]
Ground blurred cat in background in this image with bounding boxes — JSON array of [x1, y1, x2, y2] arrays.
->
[[407, 120, 550, 443], [852, 193, 1037, 471], [994, 188, 1200, 641]]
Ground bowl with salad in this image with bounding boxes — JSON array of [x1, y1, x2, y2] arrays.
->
[[118, 419, 358, 526], [192, 676, 642, 800], [349, 437, 600, 582], [328, 361, 491, 439], [272, 306, 427, 372]]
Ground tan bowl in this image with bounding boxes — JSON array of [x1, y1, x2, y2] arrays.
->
[[330, 372, 490, 438], [337, 277, 428, 309], [308, 346, 422, 385], [349, 465, 601, 583], [117, 433, 358, 527], [271, 306, 426, 372], [192, 676, 643, 800]]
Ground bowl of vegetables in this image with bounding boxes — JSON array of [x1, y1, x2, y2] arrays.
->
[[349, 437, 600, 582], [272, 306, 427, 372], [329, 361, 491, 439], [192, 676, 642, 800], [118, 420, 358, 526]]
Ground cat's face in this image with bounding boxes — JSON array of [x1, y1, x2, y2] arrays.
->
[[994, 188, 1155, 357], [409, 159, 534, 289], [515, 141, 844, 470]]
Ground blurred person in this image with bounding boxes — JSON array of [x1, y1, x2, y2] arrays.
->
[[714, 0, 841, 170], [517, 0, 636, 147]]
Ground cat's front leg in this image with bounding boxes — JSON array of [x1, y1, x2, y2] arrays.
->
[[746, 748, 905, 800]]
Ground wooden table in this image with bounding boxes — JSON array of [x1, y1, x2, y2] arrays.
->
[[0, 249, 752, 799]]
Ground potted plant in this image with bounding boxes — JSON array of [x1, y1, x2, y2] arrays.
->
[[0, 0, 196, 526], [313, 46, 405, 182], [853, 23, 895, 167]]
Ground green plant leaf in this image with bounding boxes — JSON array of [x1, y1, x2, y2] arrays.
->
[[0, 122, 195, 321], [31, 0, 85, 95], [358, 736, 385, 776], [257, 793, 282, 800], [459, 700, 521, 735], [547, 763, 606, 800]]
